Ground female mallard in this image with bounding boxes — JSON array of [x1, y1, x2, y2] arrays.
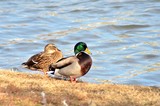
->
[[48, 42, 92, 82], [22, 44, 63, 74]]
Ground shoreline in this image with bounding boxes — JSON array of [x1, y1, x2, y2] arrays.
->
[[0, 69, 160, 106]]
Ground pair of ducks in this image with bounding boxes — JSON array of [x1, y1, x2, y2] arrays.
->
[[22, 42, 92, 82]]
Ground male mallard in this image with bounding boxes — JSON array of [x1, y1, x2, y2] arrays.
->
[[22, 44, 63, 74], [48, 42, 92, 82]]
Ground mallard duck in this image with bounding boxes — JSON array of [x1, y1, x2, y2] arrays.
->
[[48, 42, 92, 83], [22, 44, 63, 74]]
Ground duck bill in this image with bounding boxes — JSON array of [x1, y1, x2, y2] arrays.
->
[[85, 48, 91, 54]]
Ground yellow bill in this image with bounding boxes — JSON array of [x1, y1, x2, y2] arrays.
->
[[85, 48, 91, 54]]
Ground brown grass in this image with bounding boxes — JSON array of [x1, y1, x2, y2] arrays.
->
[[0, 69, 160, 106]]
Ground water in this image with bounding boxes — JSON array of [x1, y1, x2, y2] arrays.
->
[[0, 0, 160, 86]]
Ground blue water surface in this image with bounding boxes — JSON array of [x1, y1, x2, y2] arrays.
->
[[0, 0, 160, 86]]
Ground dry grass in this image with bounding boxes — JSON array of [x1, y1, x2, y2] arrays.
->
[[0, 69, 160, 106]]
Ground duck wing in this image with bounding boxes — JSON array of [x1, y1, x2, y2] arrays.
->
[[22, 52, 43, 69], [51, 56, 77, 69]]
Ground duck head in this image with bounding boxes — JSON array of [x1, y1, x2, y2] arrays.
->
[[44, 44, 58, 53], [74, 42, 91, 55]]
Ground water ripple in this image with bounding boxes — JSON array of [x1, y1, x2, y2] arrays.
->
[[0, 0, 160, 86]]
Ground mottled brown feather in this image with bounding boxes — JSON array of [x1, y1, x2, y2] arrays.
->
[[22, 44, 63, 73]]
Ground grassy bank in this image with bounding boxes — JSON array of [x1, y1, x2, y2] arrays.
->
[[0, 69, 160, 106]]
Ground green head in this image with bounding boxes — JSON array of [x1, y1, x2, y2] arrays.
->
[[74, 42, 91, 55]]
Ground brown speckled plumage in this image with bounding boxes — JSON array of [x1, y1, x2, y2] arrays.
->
[[22, 44, 63, 73]]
